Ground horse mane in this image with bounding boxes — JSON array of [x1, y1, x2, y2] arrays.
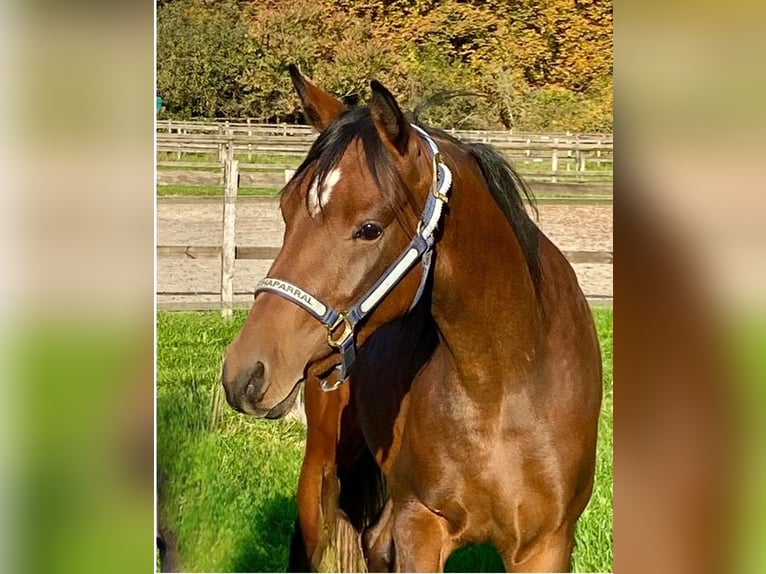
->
[[286, 107, 543, 293], [409, 123, 543, 296], [457, 137, 543, 294]]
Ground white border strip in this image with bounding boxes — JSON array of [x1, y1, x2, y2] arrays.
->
[[360, 248, 420, 314], [256, 278, 328, 318]]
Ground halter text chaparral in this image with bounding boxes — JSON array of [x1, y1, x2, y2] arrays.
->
[[254, 124, 452, 391]]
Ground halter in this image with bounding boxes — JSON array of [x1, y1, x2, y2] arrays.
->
[[254, 125, 452, 391]]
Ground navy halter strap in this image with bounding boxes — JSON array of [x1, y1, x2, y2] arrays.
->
[[253, 124, 452, 391]]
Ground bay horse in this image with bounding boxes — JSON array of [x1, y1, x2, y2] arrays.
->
[[222, 68, 602, 571], [286, 294, 437, 572]]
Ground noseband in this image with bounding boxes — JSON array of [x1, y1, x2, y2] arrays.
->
[[254, 125, 452, 391]]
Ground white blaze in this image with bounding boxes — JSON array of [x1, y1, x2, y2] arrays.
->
[[308, 167, 342, 217], [307, 179, 320, 215]]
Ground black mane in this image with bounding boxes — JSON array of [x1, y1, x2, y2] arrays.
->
[[455, 136, 543, 293], [286, 108, 543, 293], [289, 108, 409, 221]]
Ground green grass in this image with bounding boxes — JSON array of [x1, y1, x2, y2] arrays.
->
[[157, 312, 306, 572], [729, 316, 766, 574], [158, 151, 302, 165], [157, 184, 280, 197], [156, 151, 612, 173], [155, 150, 612, 201], [156, 185, 611, 204], [572, 308, 613, 571], [157, 308, 613, 572]]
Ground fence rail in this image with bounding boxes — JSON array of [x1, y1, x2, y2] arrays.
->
[[157, 244, 612, 265], [157, 169, 613, 192], [157, 122, 614, 312], [157, 119, 613, 143], [156, 240, 613, 310], [156, 120, 613, 183], [157, 133, 612, 150], [157, 159, 612, 313]]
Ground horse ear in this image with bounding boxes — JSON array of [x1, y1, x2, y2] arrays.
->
[[288, 64, 347, 132], [370, 80, 411, 156]]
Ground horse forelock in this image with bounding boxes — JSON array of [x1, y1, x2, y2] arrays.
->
[[284, 107, 415, 225]]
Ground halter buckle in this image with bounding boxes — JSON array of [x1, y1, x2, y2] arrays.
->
[[325, 313, 353, 349]]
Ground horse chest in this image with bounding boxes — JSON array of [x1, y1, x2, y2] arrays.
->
[[397, 390, 505, 481], [387, 368, 551, 524]]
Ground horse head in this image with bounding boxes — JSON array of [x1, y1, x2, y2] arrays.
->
[[222, 67, 444, 417]]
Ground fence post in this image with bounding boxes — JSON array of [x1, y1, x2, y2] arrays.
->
[[247, 117, 253, 163], [221, 154, 238, 319], [217, 123, 224, 162], [572, 133, 579, 173], [175, 123, 182, 159], [551, 138, 559, 183]]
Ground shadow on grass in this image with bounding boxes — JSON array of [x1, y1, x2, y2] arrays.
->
[[229, 498, 505, 573], [230, 494, 299, 573], [445, 542, 505, 572]]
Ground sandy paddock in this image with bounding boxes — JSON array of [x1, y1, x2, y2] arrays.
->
[[157, 198, 612, 306]]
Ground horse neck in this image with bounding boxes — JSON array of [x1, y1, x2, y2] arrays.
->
[[429, 152, 544, 385]]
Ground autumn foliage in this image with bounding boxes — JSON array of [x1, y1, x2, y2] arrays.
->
[[157, 0, 612, 132]]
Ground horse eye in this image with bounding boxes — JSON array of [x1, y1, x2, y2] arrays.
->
[[356, 222, 383, 241]]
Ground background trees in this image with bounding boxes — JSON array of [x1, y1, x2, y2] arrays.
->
[[157, 0, 612, 131]]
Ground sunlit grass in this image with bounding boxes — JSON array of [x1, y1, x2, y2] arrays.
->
[[156, 185, 611, 203], [157, 308, 613, 572], [157, 151, 301, 164], [157, 185, 280, 197]]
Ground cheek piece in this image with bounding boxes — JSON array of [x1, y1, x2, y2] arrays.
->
[[253, 125, 452, 391]]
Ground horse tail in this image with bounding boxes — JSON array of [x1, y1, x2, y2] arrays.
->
[[320, 447, 387, 572], [306, 453, 386, 573], [338, 445, 389, 533]]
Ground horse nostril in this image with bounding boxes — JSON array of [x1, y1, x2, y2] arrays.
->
[[252, 360, 265, 382], [245, 361, 267, 400]]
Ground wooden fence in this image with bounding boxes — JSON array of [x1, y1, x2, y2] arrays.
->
[[156, 120, 613, 185], [157, 119, 613, 142], [157, 158, 613, 313]]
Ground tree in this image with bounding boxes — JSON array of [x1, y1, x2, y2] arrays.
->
[[157, 0, 254, 118], [156, 0, 613, 131]]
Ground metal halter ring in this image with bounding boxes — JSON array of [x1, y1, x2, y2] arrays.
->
[[325, 314, 353, 348]]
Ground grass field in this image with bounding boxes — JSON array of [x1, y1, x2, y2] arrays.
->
[[156, 150, 611, 201], [157, 184, 280, 197], [158, 151, 303, 165], [156, 151, 613, 173], [156, 184, 612, 206], [157, 308, 613, 572]]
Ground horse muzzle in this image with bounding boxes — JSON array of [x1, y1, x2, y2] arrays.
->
[[222, 348, 304, 418], [221, 356, 271, 416]]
